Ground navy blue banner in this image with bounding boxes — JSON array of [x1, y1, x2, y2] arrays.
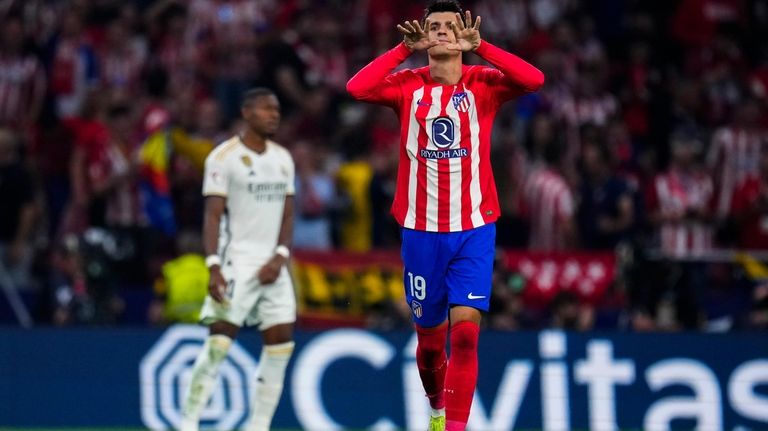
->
[[1, 326, 767, 430]]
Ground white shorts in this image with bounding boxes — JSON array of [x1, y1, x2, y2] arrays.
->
[[199, 262, 296, 330]]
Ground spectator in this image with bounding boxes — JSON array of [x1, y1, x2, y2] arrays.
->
[[292, 141, 336, 250], [47, 8, 99, 119], [0, 14, 46, 132], [335, 146, 372, 252], [577, 133, 635, 249], [647, 130, 714, 258], [98, 17, 146, 95], [369, 146, 400, 248], [549, 291, 594, 331], [63, 93, 115, 234], [0, 129, 38, 291], [191, 98, 227, 143], [102, 104, 144, 230], [646, 130, 714, 329], [145, 0, 195, 95], [708, 99, 765, 220], [730, 142, 768, 249], [488, 251, 531, 330], [473, 0, 529, 46], [148, 230, 208, 325], [521, 141, 576, 251]]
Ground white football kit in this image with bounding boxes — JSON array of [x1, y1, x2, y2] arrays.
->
[[200, 136, 296, 329]]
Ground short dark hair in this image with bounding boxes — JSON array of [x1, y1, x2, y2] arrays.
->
[[423, 0, 464, 24], [241, 87, 276, 107]]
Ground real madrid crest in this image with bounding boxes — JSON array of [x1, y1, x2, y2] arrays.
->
[[241, 155, 256, 176]]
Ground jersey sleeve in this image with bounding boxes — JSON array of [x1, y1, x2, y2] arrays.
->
[[202, 154, 229, 197], [346, 42, 413, 107], [473, 40, 545, 104]]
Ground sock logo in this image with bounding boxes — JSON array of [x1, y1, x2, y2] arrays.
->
[[139, 325, 259, 431]]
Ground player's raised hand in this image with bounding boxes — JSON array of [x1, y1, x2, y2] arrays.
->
[[397, 19, 439, 51], [209, 266, 229, 305], [448, 11, 482, 52]]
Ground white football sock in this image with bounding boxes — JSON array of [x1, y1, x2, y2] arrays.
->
[[243, 341, 295, 431], [181, 334, 233, 427]]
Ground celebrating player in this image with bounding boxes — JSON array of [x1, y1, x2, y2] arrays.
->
[[180, 88, 296, 431], [346, 1, 544, 430]]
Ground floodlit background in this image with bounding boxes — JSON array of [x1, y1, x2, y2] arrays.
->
[[0, 0, 767, 430]]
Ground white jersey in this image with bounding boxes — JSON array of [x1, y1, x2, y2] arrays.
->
[[203, 136, 295, 265]]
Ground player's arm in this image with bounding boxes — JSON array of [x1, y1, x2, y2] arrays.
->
[[346, 44, 411, 105], [202, 155, 229, 303], [257, 151, 296, 285], [276, 195, 294, 253], [203, 195, 228, 303], [449, 11, 544, 97], [257, 196, 294, 285], [346, 19, 437, 104], [474, 41, 545, 92]]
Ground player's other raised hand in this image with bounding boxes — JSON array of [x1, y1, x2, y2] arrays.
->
[[448, 11, 482, 52], [398, 19, 439, 51]]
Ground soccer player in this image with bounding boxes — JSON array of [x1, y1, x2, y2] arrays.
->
[[346, 1, 544, 430], [180, 88, 296, 431]]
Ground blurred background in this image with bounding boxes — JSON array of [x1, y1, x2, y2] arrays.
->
[[1, 0, 767, 332], [0, 0, 767, 430]]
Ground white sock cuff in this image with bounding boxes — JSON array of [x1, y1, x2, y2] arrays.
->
[[263, 341, 295, 357]]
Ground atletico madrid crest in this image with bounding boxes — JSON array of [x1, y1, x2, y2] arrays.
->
[[452, 92, 470, 113], [411, 300, 423, 318]]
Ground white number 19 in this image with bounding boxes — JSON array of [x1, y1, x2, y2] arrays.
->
[[407, 272, 426, 300]]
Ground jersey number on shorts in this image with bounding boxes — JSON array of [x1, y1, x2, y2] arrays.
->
[[407, 272, 426, 300], [226, 279, 235, 299]]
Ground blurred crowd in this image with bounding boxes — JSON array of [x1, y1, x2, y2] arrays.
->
[[1, 0, 768, 331]]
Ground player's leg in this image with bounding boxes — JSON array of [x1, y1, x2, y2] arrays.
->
[[243, 322, 294, 431], [244, 270, 296, 431], [181, 263, 256, 431], [443, 223, 495, 431], [416, 320, 449, 430], [401, 228, 452, 427], [445, 307, 481, 431], [180, 321, 240, 431]]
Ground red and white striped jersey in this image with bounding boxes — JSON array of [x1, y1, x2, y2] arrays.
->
[[347, 41, 544, 232], [648, 169, 715, 258], [521, 167, 575, 251], [0, 54, 45, 127], [707, 126, 765, 219]]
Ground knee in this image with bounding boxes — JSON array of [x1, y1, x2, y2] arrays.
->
[[207, 334, 233, 363], [450, 321, 479, 353], [416, 323, 448, 363]]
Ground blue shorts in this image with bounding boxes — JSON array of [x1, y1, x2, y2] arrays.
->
[[401, 223, 495, 327]]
